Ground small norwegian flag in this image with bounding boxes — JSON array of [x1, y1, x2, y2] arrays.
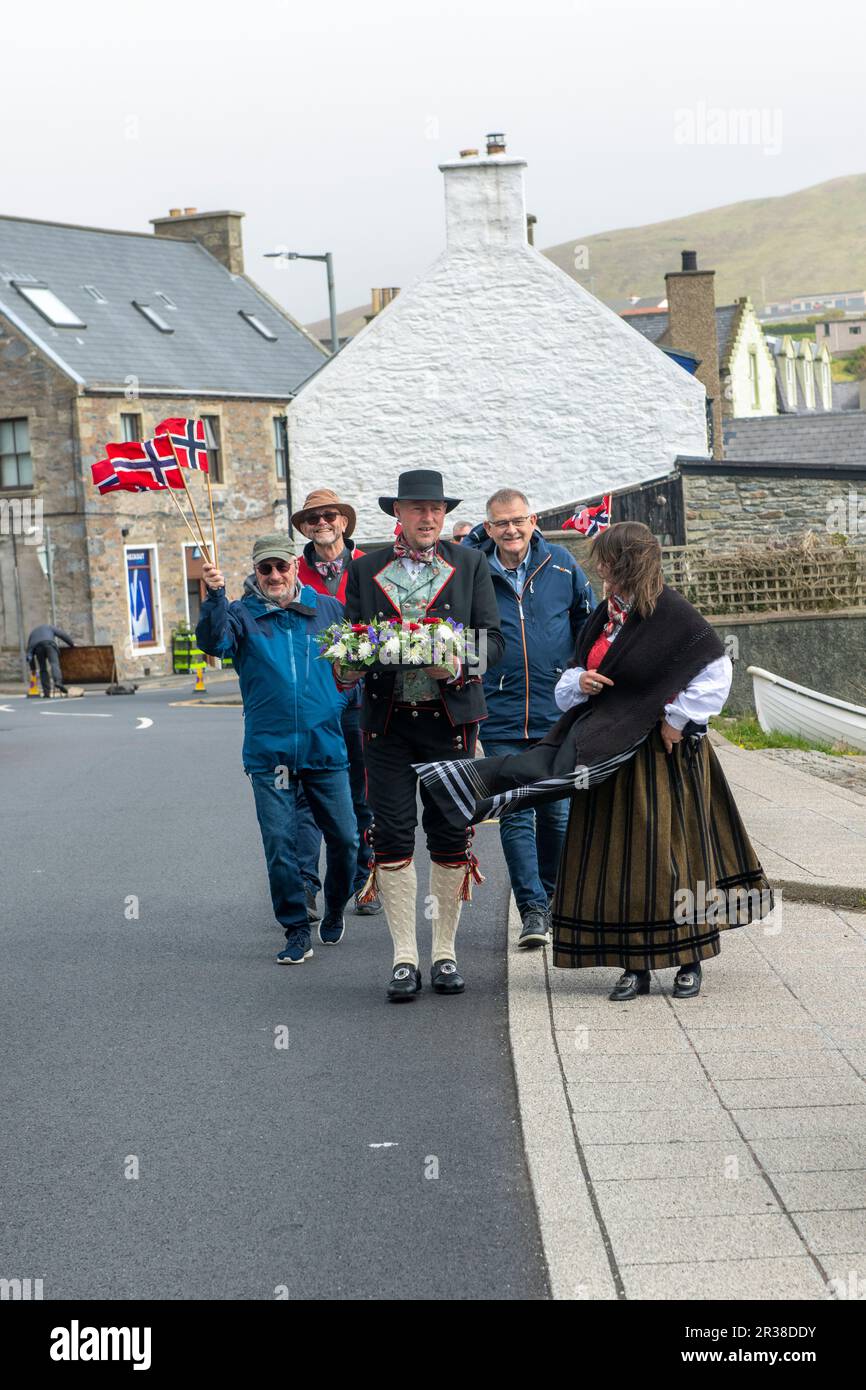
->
[[155, 417, 209, 472], [563, 494, 611, 537], [92, 436, 183, 493]]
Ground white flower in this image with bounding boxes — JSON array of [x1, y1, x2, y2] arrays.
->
[[325, 641, 347, 660], [356, 640, 373, 660]]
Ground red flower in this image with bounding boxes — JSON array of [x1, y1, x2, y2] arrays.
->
[[421, 617, 440, 625], [350, 623, 369, 633], [405, 622, 421, 631]]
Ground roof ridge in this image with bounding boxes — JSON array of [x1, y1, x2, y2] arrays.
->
[[0, 213, 198, 242]]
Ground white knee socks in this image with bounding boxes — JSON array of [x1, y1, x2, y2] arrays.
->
[[429, 861, 465, 964], [377, 859, 419, 968]]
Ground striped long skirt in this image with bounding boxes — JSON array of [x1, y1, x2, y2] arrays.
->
[[552, 729, 774, 971]]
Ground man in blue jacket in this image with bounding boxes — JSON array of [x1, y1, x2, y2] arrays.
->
[[464, 490, 595, 949], [197, 534, 357, 964]]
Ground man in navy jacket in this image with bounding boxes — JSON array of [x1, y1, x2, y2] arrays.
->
[[464, 490, 594, 948], [196, 534, 357, 964]]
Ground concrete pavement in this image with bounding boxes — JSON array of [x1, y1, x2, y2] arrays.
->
[[510, 734, 866, 1301]]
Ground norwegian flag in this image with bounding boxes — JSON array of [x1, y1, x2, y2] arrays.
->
[[92, 436, 183, 493], [563, 494, 611, 537], [154, 417, 209, 472]]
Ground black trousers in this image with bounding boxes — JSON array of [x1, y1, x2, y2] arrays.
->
[[32, 642, 63, 696], [363, 704, 479, 862]]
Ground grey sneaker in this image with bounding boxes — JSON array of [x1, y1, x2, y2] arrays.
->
[[518, 906, 551, 949]]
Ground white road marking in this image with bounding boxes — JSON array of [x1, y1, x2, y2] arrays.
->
[[0, 705, 14, 712], [136, 717, 154, 729], [368, 1142, 399, 1149], [40, 711, 112, 717]]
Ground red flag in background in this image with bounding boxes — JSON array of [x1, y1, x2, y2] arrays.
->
[[563, 494, 611, 536], [154, 417, 209, 472], [93, 436, 182, 492]]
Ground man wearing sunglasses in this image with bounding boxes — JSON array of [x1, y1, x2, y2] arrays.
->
[[291, 488, 380, 919], [196, 534, 358, 964], [462, 490, 594, 950]]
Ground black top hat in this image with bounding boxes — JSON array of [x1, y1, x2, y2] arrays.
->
[[378, 469, 462, 515]]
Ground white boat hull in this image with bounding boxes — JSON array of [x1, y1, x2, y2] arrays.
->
[[747, 666, 866, 753]]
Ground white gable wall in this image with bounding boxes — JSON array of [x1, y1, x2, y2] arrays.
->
[[289, 155, 709, 538]]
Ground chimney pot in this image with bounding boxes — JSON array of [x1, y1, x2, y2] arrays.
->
[[169, 208, 182, 217], [681, 249, 698, 272], [459, 148, 479, 159], [184, 207, 198, 215], [486, 132, 506, 155]]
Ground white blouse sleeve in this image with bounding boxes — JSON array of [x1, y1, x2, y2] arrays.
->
[[555, 667, 589, 712], [664, 655, 733, 731]]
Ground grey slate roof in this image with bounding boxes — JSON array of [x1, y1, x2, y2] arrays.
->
[[623, 305, 740, 363], [0, 216, 327, 396], [832, 380, 862, 412], [722, 413, 866, 465]]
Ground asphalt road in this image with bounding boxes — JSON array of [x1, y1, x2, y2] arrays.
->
[[0, 688, 548, 1301]]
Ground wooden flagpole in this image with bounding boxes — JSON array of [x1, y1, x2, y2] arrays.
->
[[204, 464, 218, 568], [166, 482, 211, 560], [163, 436, 212, 562]]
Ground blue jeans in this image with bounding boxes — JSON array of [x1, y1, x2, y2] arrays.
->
[[481, 737, 570, 912], [249, 766, 358, 936], [296, 706, 374, 895]]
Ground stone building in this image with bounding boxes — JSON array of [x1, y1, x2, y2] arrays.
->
[[0, 209, 326, 679], [288, 138, 709, 540]]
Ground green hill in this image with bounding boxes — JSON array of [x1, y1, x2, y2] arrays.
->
[[542, 173, 866, 308]]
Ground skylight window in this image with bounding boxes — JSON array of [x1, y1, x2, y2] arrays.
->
[[155, 291, 177, 309], [239, 310, 277, 341], [83, 284, 107, 303], [133, 301, 174, 334], [14, 283, 85, 328]]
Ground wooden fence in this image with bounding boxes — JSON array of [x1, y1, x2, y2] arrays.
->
[[660, 544, 866, 616]]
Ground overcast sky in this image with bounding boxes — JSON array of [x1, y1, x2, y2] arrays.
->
[[5, 0, 865, 324]]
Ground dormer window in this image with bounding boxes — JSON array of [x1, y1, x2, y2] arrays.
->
[[14, 282, 85, 328], [133, 301, 174, 333], [785, 356, 797, 407], [748, 348, 760, 409], [239, 310, 277, 341], [803, 362, 815, 409], [821, 360, 832, 408]]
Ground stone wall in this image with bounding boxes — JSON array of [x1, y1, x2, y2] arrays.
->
[[682, 469, 866, 550], [0, 322, 91, 678]]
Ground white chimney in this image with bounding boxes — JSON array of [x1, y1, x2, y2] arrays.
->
[[439, 148, 528, 251]]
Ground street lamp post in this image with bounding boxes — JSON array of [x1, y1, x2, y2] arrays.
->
[[264, 249, 339, 354], [36, 524, 57, 626]]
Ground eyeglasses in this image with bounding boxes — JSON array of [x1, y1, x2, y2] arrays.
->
[[255, 559, 295, 576], [307, 509, 341, 525], [488, 515, 532, 531]]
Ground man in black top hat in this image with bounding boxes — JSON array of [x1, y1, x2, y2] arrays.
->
[[339, 469, 504, 1001]]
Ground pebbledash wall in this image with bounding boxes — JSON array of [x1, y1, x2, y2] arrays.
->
[[0, 320, 289, 680], [288, 149, 710, 539]]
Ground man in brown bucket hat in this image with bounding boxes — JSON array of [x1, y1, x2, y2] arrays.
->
[[291, 487, 380, 917]]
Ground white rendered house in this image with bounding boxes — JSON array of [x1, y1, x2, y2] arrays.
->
[[288, 145, 710, 538]]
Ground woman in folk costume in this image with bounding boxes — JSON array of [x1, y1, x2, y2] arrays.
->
[[414, 522, 773, 1001]]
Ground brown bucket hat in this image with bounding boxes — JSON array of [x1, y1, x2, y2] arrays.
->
[[291, 488, 357, 538]]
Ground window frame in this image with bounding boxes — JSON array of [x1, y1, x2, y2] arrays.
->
[[0, 417, 33, 490], [747, 348, 761, 409], [273, 415, 287, 480], [120, 412, 143, 443], [201, 415, 223, 483], [13, 282, 85, 328]]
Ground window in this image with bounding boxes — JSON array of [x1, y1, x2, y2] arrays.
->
[[202, 416, 223, 482], [748, 349, 760, 409], [273, 416, 287, 480], [83, 284, 107, 303], [155, 291, 177, 309], [132, 301, 174, 333], [785, 356, 797, 406], [239, 310, 277, 341], [125, 546, 163, 653], [821, 361, 832, 407], [120, 413, 142, 442], [803, 362, 815, 408], [851, 326, 862, 336], [14, 282, 85, 328], [0, 417, 32, 488]]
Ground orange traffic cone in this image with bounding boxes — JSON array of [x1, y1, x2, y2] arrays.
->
[[193, 665, 206, 693], [27, 670, 40, 698]]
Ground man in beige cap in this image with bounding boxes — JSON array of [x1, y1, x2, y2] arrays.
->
[[196, 533, 358, 963], [290, 488, 379, 917]]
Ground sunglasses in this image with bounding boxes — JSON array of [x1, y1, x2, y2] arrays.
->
[[307, 509, 341, 524], [255, 559, 295, 576]]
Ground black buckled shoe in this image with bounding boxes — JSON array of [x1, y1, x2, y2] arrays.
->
[[431, 959, 465, 995], [387, 962, 422, 1002], [609, 969, 651, 1002], [673, 962, 702, 999]]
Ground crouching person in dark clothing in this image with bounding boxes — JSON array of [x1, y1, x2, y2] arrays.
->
[[196, 534, 357, 964]]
